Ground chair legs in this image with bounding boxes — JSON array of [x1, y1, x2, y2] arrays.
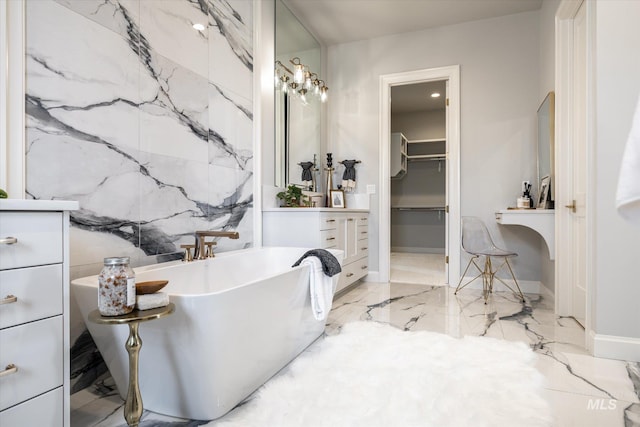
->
[[455, 256, 526, 304]]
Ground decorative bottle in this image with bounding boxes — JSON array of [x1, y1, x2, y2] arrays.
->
[[325, 153, 334, 206], [98, 257, 136, 316]]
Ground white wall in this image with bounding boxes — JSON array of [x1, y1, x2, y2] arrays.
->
[[593, 0, 640, 341], [327, 11, 542, 280]]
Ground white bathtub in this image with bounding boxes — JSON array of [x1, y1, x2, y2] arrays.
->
[[71, 247, 343, 420]]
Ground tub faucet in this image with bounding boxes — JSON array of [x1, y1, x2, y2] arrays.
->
[[194, 230, 240, 260]]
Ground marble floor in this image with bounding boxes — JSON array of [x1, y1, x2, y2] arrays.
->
[[71, 282, 640, 427], [390, 252, 447, 285]]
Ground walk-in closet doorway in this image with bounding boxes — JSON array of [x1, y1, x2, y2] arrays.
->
[[379, 66, 461, 287], [390, 81, 448, 284]]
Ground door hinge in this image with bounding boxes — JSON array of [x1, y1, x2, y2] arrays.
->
[[445, 255, 449, 264], [446, 98, 449, 106], [445, 205, 449, 213]]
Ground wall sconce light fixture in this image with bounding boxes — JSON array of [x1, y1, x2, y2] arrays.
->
[[275, 57, 328, 103]]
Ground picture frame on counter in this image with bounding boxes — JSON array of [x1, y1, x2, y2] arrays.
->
[[537, 175, 550, 209], [330, 190, 345, 208]]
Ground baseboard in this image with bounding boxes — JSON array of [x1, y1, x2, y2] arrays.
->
[[364, 271, 381, 283], [591, 331, 640, 362], [391, 247, 445, 254], [455, 275, 541, 294], [539, 282, 554, 301]]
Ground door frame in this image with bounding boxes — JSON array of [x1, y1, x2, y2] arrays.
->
[[379, 66, 460, 285], [555, 0, 596, 350]]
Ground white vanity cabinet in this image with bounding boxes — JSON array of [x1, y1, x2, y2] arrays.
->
[[0, 200, 78, 427], [263, 208, 369, 294]]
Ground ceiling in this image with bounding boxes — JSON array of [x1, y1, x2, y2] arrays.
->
[[282, 0, 543, 47], [392, 81, 446, 113]]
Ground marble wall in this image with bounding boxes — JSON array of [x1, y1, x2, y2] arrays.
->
[[24, 0, 254, 392], [25, 0, 254, 273]]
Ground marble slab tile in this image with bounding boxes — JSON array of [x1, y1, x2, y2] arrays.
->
[[139, 52, 210, 163], [208, 83, 253, 169], [54, 0, 140, 42], [207, 0, 253, 99], [139, 0, 210, 78]]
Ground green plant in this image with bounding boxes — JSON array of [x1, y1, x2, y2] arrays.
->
[[0, 188, 7, 199], [276, 185, 310, 207]]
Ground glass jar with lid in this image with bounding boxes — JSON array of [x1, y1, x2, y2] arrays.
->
[[98, 256, 136, 316]]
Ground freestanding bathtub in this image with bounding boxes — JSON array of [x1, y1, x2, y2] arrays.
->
[[71, 246, 343, 420]]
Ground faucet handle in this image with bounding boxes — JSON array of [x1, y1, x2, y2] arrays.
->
[[180, 244, 195, 262], [205, 241, 217, 258]]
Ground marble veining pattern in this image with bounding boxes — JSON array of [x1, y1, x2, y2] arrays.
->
[[26, 0, 254, 269], [70, 283, 639, 426]]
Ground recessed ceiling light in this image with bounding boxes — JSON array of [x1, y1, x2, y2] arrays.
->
[[193, 23, 205, 31], [431, 92, 441, 98]]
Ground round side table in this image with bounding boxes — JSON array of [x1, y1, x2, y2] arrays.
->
[[89, 303, 175, 427]]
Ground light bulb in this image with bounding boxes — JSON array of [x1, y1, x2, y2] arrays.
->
[[320, 86, 328, 103], [192, 23, 205, 31], [299, 89, 307, 104], [431, 92, 441, 98], [293, 64, 304, 84], [304, 71, 312, 90]]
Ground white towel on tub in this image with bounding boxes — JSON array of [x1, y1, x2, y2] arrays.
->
[[301, 256, 333, 321], [617, 94, 640, 224]]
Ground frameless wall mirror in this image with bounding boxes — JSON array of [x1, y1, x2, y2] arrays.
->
[[537, 91, 555, 205], [274, 0, 321, 188]]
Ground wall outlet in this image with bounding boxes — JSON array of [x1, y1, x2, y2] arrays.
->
[[366, 184, 376, 195]]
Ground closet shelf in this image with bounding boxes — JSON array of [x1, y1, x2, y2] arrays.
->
[[406, 154, 446, 161], [407, 138, 446, 144], [391, 206, 446, 211]]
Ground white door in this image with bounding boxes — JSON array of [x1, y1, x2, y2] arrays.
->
[[570, 1, 587, 326]]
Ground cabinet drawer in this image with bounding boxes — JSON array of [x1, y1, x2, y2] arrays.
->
[[0, 386, 63, 427], [357, 225, 368, 240], [0, 264, 63, 329], [0, 316, 64, 411], [320, 229, 338, 248], [358, 216, 368, 226], [319, 215, 338, 231], [0, 212, 63, 270], [337, 258, 369, 293], [357, 241, 369, 260]]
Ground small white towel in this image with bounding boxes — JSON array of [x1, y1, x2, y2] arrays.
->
[[136, 292, 169, 310], [616, 94, 640, 224], [301, 256, 334, 321]]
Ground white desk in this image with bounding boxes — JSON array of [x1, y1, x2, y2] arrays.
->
[[495, 209, 555, 260]]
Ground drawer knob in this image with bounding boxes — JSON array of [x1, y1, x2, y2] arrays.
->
[[361, 247, 368, 250], [326, 237, 336, 241], [361, 231, 367, 234], [326, 219, 336, 223], [0, 237, 18, 245], [346, 273, 354, 277], [347, 218, 354, 221], [361, 265, 368, 270], [0, 294, 17, 305], [0, 364, 18, 378]]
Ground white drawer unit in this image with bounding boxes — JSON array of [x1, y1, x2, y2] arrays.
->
[[0, 200, 77, 427], [263, 208, 369, 294]]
